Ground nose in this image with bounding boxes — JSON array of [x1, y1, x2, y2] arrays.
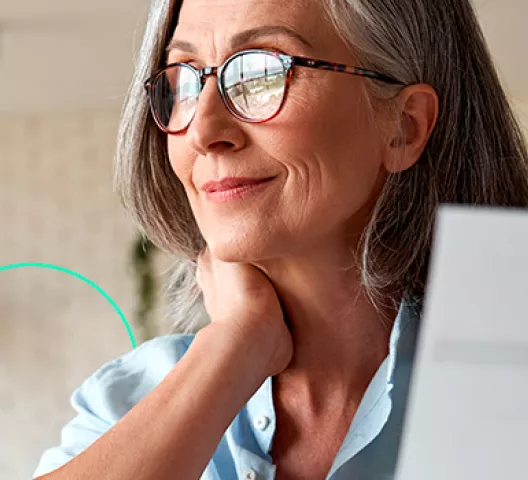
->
[[185, 75, 246, 155]]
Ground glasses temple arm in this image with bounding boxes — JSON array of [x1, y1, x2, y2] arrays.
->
[[290, 55, 407, 86]]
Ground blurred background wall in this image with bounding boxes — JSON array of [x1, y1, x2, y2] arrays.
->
[[0, 0, 527, 479], [0, 2, 172, 478]]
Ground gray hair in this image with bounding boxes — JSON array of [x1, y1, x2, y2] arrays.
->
[[115, 0, 528, 334]]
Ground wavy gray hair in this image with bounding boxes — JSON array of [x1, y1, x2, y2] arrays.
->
[[115, 0, 528, 334]]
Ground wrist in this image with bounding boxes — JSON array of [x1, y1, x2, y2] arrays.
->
[[192, 323, 272, 383]]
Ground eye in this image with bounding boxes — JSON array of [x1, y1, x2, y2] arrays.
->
[[168, 58, 187, 65], [247, 45, 287, 56], [167, 56, 201, 68]]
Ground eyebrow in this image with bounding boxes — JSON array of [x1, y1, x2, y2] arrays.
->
[[165, 25, 313, 55]]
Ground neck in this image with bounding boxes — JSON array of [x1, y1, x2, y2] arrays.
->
[[255, 244, 398, 413]]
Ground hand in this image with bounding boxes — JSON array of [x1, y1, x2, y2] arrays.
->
[[196, 246, 293, 377]]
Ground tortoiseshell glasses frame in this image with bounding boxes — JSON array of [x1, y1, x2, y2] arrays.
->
[[144, 48, 408, 135]]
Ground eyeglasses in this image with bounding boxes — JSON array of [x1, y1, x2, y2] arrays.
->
[[144, 48, 407, 135]]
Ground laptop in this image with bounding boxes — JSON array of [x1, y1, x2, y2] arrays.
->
[[395, 205, 528, 480]]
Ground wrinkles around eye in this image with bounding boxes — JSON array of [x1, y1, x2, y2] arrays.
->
[[167, 57, 202, 68]]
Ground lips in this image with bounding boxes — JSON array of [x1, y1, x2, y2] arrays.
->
[[201, 177, 274, 193]]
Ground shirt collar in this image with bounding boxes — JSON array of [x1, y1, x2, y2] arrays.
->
[[328, 297, 421, 477], [245, 297, 422, 460]]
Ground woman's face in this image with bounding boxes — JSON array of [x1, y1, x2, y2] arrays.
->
[[166, 0, 393, 262]]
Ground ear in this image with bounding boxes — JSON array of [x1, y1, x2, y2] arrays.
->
[[382, 84, 439, 174]]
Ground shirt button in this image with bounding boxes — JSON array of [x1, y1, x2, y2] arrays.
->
[[253, 415, 270, 431], [241, 468, 257, 480]]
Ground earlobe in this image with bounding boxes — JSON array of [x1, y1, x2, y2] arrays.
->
[[384, 84, 439, 174]]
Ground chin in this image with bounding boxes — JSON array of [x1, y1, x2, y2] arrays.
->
[[207, 241, 258, 263], [205, 232, 275, 263]]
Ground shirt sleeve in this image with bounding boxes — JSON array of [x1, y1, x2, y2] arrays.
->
[[32, 334, 195, 479]]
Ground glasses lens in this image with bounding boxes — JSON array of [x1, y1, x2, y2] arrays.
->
[[152, 65, 200, 132], [223, 52, 286, 121]]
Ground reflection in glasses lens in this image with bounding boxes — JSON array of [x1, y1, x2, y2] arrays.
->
[[152, 65, 200, 132], [223, 52, 286, 120], [150, 52, 288, 133]]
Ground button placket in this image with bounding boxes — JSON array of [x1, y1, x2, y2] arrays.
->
[[253, 415, 270, 431], [241, 467, 257, 480]]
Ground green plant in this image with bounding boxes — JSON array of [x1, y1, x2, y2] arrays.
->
[[130, 235, 158, 342]]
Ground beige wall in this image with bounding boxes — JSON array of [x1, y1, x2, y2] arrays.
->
[[0, 109, 172, 479], [516, 101, 528, 135]]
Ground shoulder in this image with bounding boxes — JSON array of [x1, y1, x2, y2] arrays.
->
[[99, 333, 197, 377], [74, 333, 197, 422], [32, 334, 196, 478]]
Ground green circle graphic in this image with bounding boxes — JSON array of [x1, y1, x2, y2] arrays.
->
[[0, 263, 137, 349]]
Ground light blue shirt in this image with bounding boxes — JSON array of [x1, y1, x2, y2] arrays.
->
[[33, 300, 420, 479]]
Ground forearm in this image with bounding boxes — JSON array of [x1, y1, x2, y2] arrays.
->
[[38, 325, 268, 480]]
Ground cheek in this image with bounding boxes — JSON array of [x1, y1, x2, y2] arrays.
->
[[280, 78, 379, 156], [167, 136, 195, 190], [275, 88, 383, 187], [262, 90, 385, 230]]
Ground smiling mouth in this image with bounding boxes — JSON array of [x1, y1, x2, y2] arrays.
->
[[203, 177, 275, 204], [201, 176, 275, 193]]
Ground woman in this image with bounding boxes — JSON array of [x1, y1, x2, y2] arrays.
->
[[34, 0, 528, 479]]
